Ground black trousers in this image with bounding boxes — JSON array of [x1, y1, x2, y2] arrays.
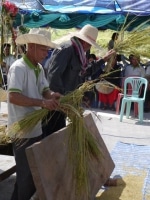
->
[[144, 90, 150, 111], [11, 135, 42, 200]]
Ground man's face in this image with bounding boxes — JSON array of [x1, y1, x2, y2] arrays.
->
[[32, 44, 50, 63], [82, 41, 92, 52], [131, 56, 140, 67], [3, 46, 11, 56]]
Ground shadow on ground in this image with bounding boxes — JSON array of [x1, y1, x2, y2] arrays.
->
[[96, 177, 126, 200]]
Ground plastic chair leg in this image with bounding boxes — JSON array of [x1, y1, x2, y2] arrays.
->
[[116, 93, 124, 115], [120, 99, 126, 122], [139, 102, 144, 122], [126, 101, 132, 119]]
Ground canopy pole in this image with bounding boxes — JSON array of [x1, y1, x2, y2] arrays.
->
[[0, 0, 6, 89]]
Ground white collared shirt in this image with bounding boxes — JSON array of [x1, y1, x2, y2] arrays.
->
[[125, 64, 145, 77]]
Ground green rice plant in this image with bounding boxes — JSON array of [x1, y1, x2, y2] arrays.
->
[[96, 16, 150, 71], [67, 112, 102, 199], [7, 108, 50, 138], [114, 18, 150, 60]]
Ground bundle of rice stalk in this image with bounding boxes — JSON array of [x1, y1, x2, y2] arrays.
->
[[0, 88, 7, 102], [7, 80, 102, 199], [67, 111, 101, 199], [104, 18, 150, 73], [0, 125, 10, 144], [103, 51, 116, 73], [114, 19, 150, 59]]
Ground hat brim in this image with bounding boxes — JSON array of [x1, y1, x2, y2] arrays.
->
[[72, 32, 102, 50], [95, 81, 114, 94], [15, 34, 60, 49]]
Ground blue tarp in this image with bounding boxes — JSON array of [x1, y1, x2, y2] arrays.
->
[[42, 0, 117, 14], [117, 0, 150, 15], [11, 0, 150, 15], [41, 0, 150, 15], [10, 0, 150, 30]]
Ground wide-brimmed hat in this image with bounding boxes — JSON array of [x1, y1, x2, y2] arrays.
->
[[72, 24, 101, 50], [15, 28, 60, 49], [95, 80, 114, 94]]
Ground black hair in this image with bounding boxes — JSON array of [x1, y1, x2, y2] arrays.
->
[[129, 54, 140, 60], [88, 53, 96, 60], [111, 32, 119, 40], [2, 43, 11, 49], [116, 54, 122, 62], [19, 44, 26, 53], [129, 54, 134, 60]]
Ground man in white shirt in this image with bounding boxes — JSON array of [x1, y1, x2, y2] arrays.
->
[[2, 43, 16, 73], [1, 43, 16, 88], [125, 54, 145, 77]]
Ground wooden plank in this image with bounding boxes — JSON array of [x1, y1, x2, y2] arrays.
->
[[0, 165, 16, 182], [26, 113, 115, 200]]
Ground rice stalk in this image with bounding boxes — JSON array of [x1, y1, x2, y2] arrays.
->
[[67, 113, 101, 199], [102, 17, 150, 70], [103, 52, 116, 73], [114, 19, 150, 59], [0, 125, 10, 144], [7, 109, 49, 138], [0, 88, 7, 102]]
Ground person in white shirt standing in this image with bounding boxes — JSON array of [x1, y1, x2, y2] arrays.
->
[[1, 43, 16, 88], [2, 43, 16, 73], [7, 28, 61, 200]]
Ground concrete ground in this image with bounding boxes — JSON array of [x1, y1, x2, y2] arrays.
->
[[87, 108, 150, 152], [0, 103, 150, 200]]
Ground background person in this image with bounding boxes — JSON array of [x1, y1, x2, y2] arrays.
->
[[7, 28, 61, 200], [108, 32, 119, 50], [124, 54, 145, 77], [145, 65, 150, 75], [1, 43, 16, 73], [98, 54, 122, 110], [14, 44, 26, 59], [82, 53, 97, 107], [144, 74, 150, 112], [83, 53, 105, 108], [1, 43, 16, 88]]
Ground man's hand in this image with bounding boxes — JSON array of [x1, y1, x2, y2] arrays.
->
[[42, 99, 60, 110], [42, 91, 62, 110], [50, 91, 62, 100]]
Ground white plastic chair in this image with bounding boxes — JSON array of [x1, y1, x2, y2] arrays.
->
[[120, 77, 148, 122], [116, 76, 138, 117]]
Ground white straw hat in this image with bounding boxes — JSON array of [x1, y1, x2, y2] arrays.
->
[[15, 28, 60, 49], [72, 24, 101, 49], [95, 80, 114, 94]]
